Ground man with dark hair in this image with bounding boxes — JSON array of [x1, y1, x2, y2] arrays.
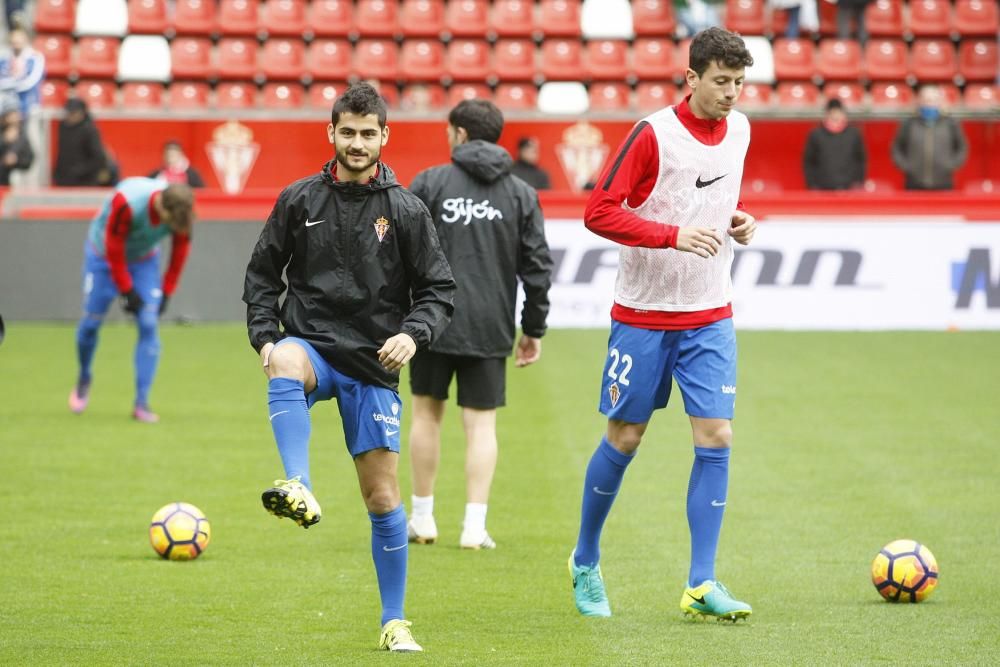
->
[[69, 179, 194, 423], [53, 98, 115, 186], [243, 82, 455, 653], [803, 98, 867, 190], [405, 99, 553, 550], [567, 26, 757, 621], [510, 136, 551, 190]]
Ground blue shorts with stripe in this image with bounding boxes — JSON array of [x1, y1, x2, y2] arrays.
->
[[598, 319, 737, 423], [81, 243, 162, 316], [274, 337, 403, 458]]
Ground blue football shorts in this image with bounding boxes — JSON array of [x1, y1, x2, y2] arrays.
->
[[598, 319, 737, 423], [273, 337, 403, 458], [81, 243, 162, 316]]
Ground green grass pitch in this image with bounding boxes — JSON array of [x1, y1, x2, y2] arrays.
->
[[1, 324, 998, 665]]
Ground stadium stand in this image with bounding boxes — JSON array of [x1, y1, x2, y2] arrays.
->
[[127, 0, 169, 34], [632, 38, 682, 81], [400, 0, 446, 37], [400, 39, 446, 82], [170, 37, 213, 80], [494, 82, 537, 109], [121, 81, 164, 108], [537, 80, 588, 113], [585, 40, 630, 81], [168, 81, 211, 108], [493, 39, 536, 81], [306, 0, 353, 36], [355, 0, 399, 37], [864, 0, 904, 36], [446, 0, 490, 37], [953, 0, 999, 35], [588, 82, 631, 111], [75, 0, 128, 36], [446, 39, 491, 81], [217, 0, 260, 35], [74, 37, 120, 79], [35, 0, 77, 33], [537, 0, 582, 37], [908, 0, 952, 36], [580, 0, 634, 39], [117, 35, 172, 82], [307, 39, 352, 80], [260, 0, 308, 36], [173, 0, 217, 35], [259, 39, 307, 81], [491, 0, 534, 36], [261, 82, 305, 108], [632, 0, 676, 36]]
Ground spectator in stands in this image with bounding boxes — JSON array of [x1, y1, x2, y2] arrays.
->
[[0, 27, 45, 117], [53, 98, 115, 187], [0, 105, 33, 186], [836, 0, 873, 43], [675, 0, 725, 38], [148, 140, 205, 187], [5, 0, 26, 30], [511, 137, 552, 190], [891, 85, 968, 191], [802, 99, 866, 190], [770, 0, 819, 38]]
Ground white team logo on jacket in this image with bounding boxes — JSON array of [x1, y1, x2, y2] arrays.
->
[[374, 216, 390, 242], [440, 198, 503, 225]]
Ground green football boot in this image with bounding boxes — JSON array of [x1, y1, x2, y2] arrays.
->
[[568, 551, 611, 617]]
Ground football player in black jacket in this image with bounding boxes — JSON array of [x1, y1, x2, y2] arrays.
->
[[404, 99, 553, 551], [242, 83, 455, 653]]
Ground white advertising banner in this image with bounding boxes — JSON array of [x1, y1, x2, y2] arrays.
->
[[535, 219, 1000, 330]]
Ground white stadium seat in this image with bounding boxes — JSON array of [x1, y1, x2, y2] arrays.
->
[[117, 35, 171, 82], [537, 81, 589, 114], [581, 0, 634, 39], [76, 0, 128, 36]]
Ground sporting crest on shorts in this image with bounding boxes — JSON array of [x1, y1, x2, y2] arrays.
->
[[374, 216, 390, 243], [608, 382, 620, 408]]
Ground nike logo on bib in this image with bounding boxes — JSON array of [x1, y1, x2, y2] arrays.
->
[[695, 174, 727, 188]]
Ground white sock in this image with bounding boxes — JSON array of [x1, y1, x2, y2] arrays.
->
[[411, 495, 434, 518], [463, 503, 488, 535]]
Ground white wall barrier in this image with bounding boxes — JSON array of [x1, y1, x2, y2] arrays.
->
[[531, 219, 1000, 330]]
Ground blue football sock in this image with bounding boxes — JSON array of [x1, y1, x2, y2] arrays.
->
[[687, 446, 731, 587], [370, 505, 408, 626], [267, 377, 312, 489], [574, 437, 635, 568], [134, 310, 160, 408], [75, 315, 101, 384]]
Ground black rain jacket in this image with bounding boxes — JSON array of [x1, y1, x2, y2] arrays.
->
[[243, 161, 456, 390], [409, 140, 553, 358]]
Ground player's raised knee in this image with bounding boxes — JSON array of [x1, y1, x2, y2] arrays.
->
[[266, 343, 312, 383]]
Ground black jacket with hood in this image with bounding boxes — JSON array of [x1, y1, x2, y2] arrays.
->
[[409, 140, 553, 358], [243, 160, 456, 390]]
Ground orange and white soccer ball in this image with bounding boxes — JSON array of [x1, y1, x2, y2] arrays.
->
[[149, 502, 211, 560], [871, 539, 939, 603]]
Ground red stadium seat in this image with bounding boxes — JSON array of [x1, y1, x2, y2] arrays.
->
[[121, 82, 164, 108], [869, 82, 914, 109], [216, 82, 257, 108], [445, 39, 490, 81], [540, 39, 584, 80], [217, 38, 258, 79], [41, 79, 70, 108], [307, 0, 353, 37], [447, 83, 492, 106], [739, 82, 772, 109], [261, 82, 305, 108], [170, 37, 213, 80], [371, 82, 400, 107], [352, 39, 400, 80], [589, 83, 631, 111], [864, 0, 903, 37], [168, 81, 210, 108], [260, 0, 308, 36], [400, 0, 445, 36], [537, 0, 582, 37], [173, 0, 216, 35], [307, 39, 352, 80], [635, 81, 675, 110], [217, 0, 259, 35], [864, 39, 908, 81], [963, 84, 998, 110], [308, 81, 348, 108], [823, 82, 865, 110], [73, 80, 117, 109], [937, 82, 961, 107], [817, 39, 861, 81], [910, 39, 957, 82], [725, 0, 765, 35], [260, 39, 306, 81], [35, 0, 76, 33], [400, 39, 446, 81], [445, 0, 489, 37], [632, 39, 680, 81], [959, 40, 998, 82], [772, 38, 816, 81], [632, 0, 676, 37], [908, 0, 952, 36], [400, 83, 446, 109], [586, 40, 629, 81], [74, 37, 120, 79], [775, 81, 819, 108], [355, 0, 399, 37], [34, 35, 72, 78], [128, 0, 168, 33], [954, 0, 1000, 36], [493, 40, 536, 81], [491, 0, 534, 37], [494, 82, 537, 110]]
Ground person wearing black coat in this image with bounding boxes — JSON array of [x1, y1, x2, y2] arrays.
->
[[803, 99, 867, 190], [52, 98, 114, 186], [404, 99, 554, 551]]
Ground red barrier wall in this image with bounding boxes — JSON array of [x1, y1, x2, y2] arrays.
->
[[53, 117, 999, 194]]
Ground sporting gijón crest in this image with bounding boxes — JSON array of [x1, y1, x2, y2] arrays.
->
[[608, 382, 620, 407], [374, 216, 390, 243]]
